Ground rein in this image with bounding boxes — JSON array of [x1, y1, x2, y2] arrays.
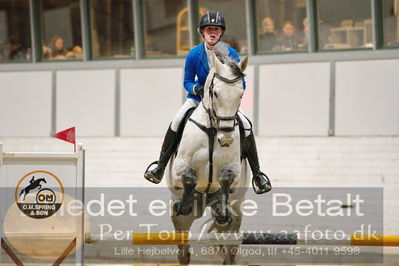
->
[[189, 72, 244, 193]]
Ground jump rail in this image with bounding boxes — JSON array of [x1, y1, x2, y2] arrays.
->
[[85, 232, 399, 247]]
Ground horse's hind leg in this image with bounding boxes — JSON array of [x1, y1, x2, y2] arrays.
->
[[174, 167, 197, 216]]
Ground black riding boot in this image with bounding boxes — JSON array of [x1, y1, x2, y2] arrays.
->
[[244, 132, 272, 194], [144, 125, 178, 184]]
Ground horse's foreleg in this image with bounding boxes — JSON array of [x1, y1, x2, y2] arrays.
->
[[215, 164, 239, 226], [171, 192, 204, 265], [171, 214, 196, 265], [174, 168, 197, 216]]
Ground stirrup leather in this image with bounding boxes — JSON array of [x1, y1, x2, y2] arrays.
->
[[144, 161, 163, 184]]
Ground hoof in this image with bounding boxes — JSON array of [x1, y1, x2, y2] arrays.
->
[[215, 214, 232, 227], [177, 245, 191, 264], [178, 253, 191, 264]]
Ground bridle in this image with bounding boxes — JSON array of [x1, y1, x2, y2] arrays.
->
[[204, 72, 244, 131], [188, 71, 244, 193]]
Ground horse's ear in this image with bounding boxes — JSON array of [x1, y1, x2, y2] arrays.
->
[[238, 56, 248, 72], [211, 51, 224, 74]]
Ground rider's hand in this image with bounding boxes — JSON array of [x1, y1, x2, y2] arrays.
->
[[193, 85, 204, 98]]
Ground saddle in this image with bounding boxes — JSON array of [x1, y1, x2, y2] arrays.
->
[[174, 107, 196, 154], [175, 107, 248, 160]]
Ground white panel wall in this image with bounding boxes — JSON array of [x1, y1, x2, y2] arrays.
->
[[241, 65, 254, 122], [56, 70, 115, 136], [120, 68, 183, 136], [258, 63, 330, 136], [336, 59, 399, 135], [0, 72, 52, 137]]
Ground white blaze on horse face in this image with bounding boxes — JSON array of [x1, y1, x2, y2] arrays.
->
[[213, 73, 244, 147], [215, 84, 242, 147], [207, 52, 246, 147]]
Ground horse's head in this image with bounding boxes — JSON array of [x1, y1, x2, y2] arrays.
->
[[203, 51, 248, 147]]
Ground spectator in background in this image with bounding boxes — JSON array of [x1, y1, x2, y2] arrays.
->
[[223, 34, 240, 51], [145, 33, 162, 56], [0, 22, 7, 60], [48, 35, 69, 60], [9, 34, 26, 60], [146, 33, 159, 52], [70, 45, 83, 59], [259, 17, 278, 52], [275, 21, 301, 51], [300, 17, 310, 49], [42, 45, 51, 60]]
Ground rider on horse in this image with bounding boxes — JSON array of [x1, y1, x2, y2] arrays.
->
[[144, 11, 272, 194]]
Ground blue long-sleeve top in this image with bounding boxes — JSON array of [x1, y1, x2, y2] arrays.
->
[[183, 42, 245, 102]]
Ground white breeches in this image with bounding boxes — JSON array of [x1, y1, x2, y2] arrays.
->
[[237, 110, 252, 137], [171, 98, 252, 137], [171, 99, 199, 132]]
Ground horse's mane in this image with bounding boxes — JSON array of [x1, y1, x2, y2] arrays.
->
[[213, 42, 245, 78]]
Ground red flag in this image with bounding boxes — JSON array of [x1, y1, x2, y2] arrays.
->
[[54, 127, 76, 152]]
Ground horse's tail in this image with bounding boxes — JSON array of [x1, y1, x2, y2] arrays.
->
[[19, 189, 24, 196]]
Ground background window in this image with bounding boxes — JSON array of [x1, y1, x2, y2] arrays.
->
[[0, 0, 31, 62], [174, 6, 207, 57], [198, 0, 248, 54], [318, 0, 372, 50], [144, 0, 187, 57], [256, 0, 307, 53], [41, 0, 82, 60], [383, 0, 399, 47], [90, 0, 134, 58]]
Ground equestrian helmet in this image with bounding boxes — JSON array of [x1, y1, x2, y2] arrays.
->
[[199, 11, 226, 31]]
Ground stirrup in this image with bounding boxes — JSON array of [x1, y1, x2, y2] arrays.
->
[[252, 172, 272, 194], [144, 161, 163, 184]]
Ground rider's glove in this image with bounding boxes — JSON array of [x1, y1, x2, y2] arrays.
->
[[193, 85, 204, 98]]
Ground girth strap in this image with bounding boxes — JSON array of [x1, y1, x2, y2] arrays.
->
[[188, 117, 217, 193]]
